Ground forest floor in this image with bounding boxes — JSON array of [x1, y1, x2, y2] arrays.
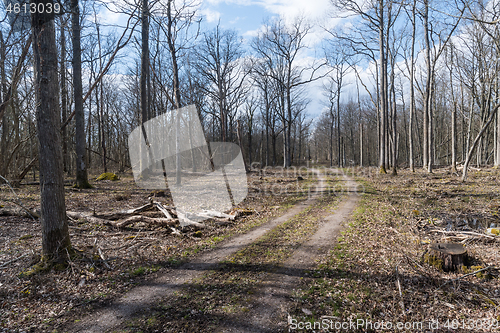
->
[[0, 166, 499, 332]]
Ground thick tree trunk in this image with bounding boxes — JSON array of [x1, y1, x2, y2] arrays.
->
[[31, 0, 71, 260], [72, 0, 90, 188]]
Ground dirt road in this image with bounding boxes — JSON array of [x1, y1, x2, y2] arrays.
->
[[69, 169, 333, 333], [217, 172, 359, 332]]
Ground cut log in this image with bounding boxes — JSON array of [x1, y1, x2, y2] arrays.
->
[[427, 243, 467, 272]]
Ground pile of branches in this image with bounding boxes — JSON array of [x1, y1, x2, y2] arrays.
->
[[66, 201, 237, 231]]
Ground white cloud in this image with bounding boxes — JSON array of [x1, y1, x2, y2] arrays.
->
[[200, 8, 222, 22], [243, 28, 260, 37]]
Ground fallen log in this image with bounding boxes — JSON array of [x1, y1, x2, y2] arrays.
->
[[112, 215, 178, 228], [94, 203, 154, 220], [67, 211, 109, 225], [430, 229, 496, 241]]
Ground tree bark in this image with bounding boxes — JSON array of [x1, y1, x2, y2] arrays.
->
[[59, 17, 69, 174], [423, 0, 431, 172], [409, 0, 416, 172], [166, 0, 182, 185], [378, 0, 387, 174], [31, 0, 72, 260], [72, 0, 90, 188], [462, 105, 499, 182], [0, 30, 7, 176]]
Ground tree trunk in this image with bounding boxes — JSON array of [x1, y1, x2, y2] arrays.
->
[[96, 22, 107, 173], [422, 0, 430, 172], [0, 30, 7, 176], [247, 119, 253, 165], [72, 0, 90, 188], [31, 0, 71, 260], [166, 0, 182, 185], [451, 101, 457, 172], [462, 105, 499, 182], [337, 81, 342, 168], [390, 56, 397, 175], [141, 0, 150, 125], [378, 0, 387, 174], [59, 17, 69, 174], [497, 97, 500, 168], [409, 1, 416, 172], [330, 108, 334, 167], [359, 123, 363, 167], [237, 120, 248, 172]]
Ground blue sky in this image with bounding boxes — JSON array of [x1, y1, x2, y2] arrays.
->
[[90, 0, 350, 117], [0, 0, 352, 118], [196, 0, 341, 117]]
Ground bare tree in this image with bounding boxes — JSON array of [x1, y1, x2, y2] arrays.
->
[[324, 40, 350, 168], [31, 0, 71, 261], [196, 24, 247, 143], [252, 17, 325, 167], [72, 0, 90, 188]]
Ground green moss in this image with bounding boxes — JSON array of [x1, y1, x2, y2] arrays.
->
[[423, 253, 443, 270], [19, 260, 50, 278], [96, 173, 119, 181], [73, 181, 93, 189]]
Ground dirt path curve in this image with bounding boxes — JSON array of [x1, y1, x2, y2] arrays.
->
[[69, 170, 327, 333], [218, 171, 359, 332]]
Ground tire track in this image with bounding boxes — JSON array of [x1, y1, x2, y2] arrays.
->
[[218, 170, 359, 332], [68, 170, 327, 333]]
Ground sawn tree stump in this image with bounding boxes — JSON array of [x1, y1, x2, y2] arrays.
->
[[427, 243, 467, 272]]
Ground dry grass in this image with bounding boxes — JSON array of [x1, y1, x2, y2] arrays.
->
[[0, 168, 314, 332], [289, 167, 500, 332]]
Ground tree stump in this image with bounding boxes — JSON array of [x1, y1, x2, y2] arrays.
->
[[427, 243, 466, 272]]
